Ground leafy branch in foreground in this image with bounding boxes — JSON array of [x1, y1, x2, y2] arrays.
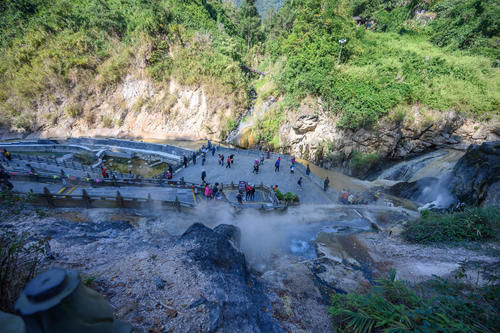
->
[[0, 231, 50, 312]]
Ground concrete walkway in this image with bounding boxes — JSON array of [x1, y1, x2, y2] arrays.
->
[[174, 149, 338, 205]]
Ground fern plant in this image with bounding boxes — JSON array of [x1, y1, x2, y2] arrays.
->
[[328, 269, 499, 332]]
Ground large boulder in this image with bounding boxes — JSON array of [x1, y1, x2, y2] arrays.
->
[[292, 115, 319, 134], [449, 141, 500, 205], [179, 223, 283, 333], [180, 223, 247, 278]]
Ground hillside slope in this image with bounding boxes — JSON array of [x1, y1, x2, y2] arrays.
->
[[0, 0, 498, 174], [0, 0, 249, 139]]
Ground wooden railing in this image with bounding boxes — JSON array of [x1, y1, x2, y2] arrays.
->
[[32, 187, 194, 210]]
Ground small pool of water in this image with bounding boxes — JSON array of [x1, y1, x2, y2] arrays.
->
[[282, 218, 373, 259]]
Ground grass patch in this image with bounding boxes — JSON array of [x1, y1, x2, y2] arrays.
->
[[64, 103, 82, 118], [402, 207, 500, 244], [330, 269, 500, 332]]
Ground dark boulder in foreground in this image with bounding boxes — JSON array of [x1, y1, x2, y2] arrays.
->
[[449, 141, 500, 205], [179, 223, 283, 333]]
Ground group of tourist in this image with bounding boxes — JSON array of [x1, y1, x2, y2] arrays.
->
[[202, 182, 223, 200], [179, 140, 337, 206], [338, 189, 381, 205], [217, 153, 234, 168]]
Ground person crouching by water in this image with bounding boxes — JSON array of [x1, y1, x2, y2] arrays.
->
[[236, 192, 243, 205]]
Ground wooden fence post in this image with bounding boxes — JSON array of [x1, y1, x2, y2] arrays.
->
[[43, 187, 54, 208], [147, 193, 153, 208], [82, 189, 91, 208], [175, 196, 181, 211], [116, 191, 124, 208]]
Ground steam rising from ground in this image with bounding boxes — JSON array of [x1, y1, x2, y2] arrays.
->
[[151, 203, 372, 271]]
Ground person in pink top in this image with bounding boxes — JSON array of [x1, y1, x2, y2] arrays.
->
[[205, 184, 212, 199]]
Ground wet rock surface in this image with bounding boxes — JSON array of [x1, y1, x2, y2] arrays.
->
[[386, 177, 439, 203], [450, 140, 500, 205]]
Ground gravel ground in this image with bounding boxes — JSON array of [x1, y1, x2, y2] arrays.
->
[[2, 205, 497, 332]]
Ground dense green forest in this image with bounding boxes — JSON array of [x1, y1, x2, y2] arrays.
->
[[233, 0, 284, 17], [0, 0, 499, 135]]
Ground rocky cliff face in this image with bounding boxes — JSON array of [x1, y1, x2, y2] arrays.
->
[[279, 103, 499, 177], [227, 95, 499, 177], [1, 73, 238, 142]]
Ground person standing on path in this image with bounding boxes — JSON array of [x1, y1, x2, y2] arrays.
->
[[204, 184, 212, 199], [226, 156, 231, 168], [183, 155, 188, 168], [290, 164, 295, 174], [245, 183, 252, 200], [3, 149, 11, 161], [230, 154, 234, 166], [306, 164, 311, 176], [201, 169, 207, 183], [221, 154, 225, 167], [192, 153, 197, 165], [297, 177, 303, 190], [211, 146, 216, 156], [266, 149, 270, 159], [323, 176, 330, 191], [0, 166, 13, 190], [274, 159, 280, 172], [236, 192, 243, 205]]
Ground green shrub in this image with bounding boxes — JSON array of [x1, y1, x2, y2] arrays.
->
[[402, 206, 500, 244], [349, 151, 379, 175], [0, 190, 38, 217], [274, 189, 284, 200], [283, 191, 299, 203], [102, 116, 113, 128], [330, 269, 500, 332], [64, 103, 82, 118], [429, 0, 500, 58]]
